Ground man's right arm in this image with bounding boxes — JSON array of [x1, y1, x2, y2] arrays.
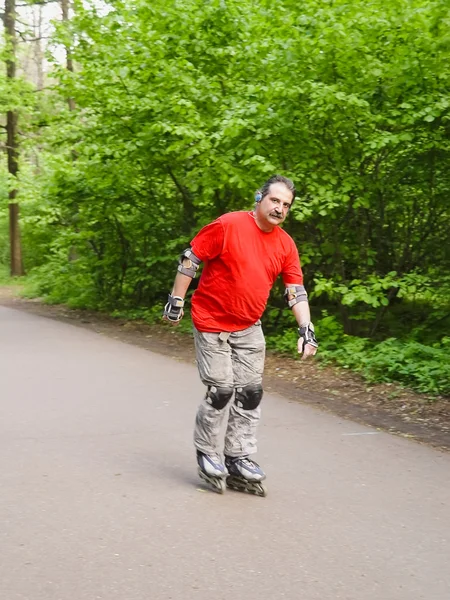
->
[[162, 219, 223, 324], [172, 272, 193, 299], [162, 249, 202, 325]]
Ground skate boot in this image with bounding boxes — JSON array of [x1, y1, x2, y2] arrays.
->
[[196, 451, 227, 494], [225, 456, 267, 497]]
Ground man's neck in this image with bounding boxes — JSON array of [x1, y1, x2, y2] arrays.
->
[[252, 210, 275, 233]]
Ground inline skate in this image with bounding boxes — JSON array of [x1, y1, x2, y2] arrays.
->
[[225, 456, 267, 497], [197, 451, 227, 494]]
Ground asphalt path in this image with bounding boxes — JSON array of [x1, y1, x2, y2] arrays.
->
[[1, 306, 449, 600]]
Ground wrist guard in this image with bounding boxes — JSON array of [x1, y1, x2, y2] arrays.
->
[[163, 294, 185, 323], [298, 322, 318, 349]]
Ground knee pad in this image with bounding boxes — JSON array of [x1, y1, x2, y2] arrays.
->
[[205, 386, 234, 410], [235, 383, 263, 410]]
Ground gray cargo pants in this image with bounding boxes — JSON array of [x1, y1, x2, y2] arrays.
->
[[193, 322, 266, 458]]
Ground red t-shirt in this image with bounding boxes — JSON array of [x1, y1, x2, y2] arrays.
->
[[190, 211, 303, 332]]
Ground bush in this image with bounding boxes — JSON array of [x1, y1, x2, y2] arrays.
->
[[22, 255, 98, 309], [266, 314, 450, 397]]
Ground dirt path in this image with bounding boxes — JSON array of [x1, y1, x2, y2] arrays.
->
[[1, 287, 449, 451]]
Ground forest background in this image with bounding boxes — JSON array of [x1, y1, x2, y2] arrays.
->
[[1, 0, 449, 397]]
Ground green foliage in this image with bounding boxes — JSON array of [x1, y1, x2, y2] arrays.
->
[[319, 330, 450, 398], [1, 0, 449, 396], [313, 272, 430, 309], [267, 314, 450, 396], [0, 263, 11, 284], [22, 254, 98, 309]]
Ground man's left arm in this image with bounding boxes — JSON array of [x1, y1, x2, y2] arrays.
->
[[284, 284, 318, 360]]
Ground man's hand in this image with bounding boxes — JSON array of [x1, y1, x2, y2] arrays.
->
[[297, 323, 318, 360], [162, 294, 185, 325], [298, 338, 317, 360]]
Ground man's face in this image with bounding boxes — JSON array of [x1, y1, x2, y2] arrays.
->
[[256, 182, 294, 229]]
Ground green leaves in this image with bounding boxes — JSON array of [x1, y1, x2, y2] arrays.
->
[[1, 0, 448, 394]]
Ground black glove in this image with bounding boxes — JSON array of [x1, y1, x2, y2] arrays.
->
[[163, 294, 185, 323]]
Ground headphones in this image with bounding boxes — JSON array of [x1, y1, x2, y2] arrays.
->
[[255, 191, 262, 203]]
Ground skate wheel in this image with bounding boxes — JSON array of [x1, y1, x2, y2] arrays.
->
[[255, 482, 268, 497], [226, 476, 267, 497], [212, 477, 226, 494], [198, 469, 226, 494]]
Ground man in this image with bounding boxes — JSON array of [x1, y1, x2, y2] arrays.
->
[[163, 175, 318, 495]]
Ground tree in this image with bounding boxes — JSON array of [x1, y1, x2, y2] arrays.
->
[[60, 0, 75, 111], [3, 0, 24, 275], [10, 0, 450, 337]]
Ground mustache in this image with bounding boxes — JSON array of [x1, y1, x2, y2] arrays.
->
[[269, 212, 283, 218]]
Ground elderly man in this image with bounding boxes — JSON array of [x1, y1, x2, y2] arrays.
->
[[163, 175, 317, 495]]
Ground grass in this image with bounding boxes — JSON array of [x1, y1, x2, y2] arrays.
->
[[0, 264, 26, 290]]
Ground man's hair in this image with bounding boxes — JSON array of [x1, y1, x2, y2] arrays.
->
[[259, 174, 296, 202]]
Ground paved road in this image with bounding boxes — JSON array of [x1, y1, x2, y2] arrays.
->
[[1, 306, 449, 600]]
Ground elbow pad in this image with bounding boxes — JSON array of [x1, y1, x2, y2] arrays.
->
[[284, 285, 308, 308], [178, 248, 201, 278]]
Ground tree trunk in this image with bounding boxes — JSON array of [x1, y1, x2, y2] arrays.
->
[[9, 203, 23, 276], [61, 0, 76, 111], [4, 0, 24, 276], [34, 4, 44, 91]]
